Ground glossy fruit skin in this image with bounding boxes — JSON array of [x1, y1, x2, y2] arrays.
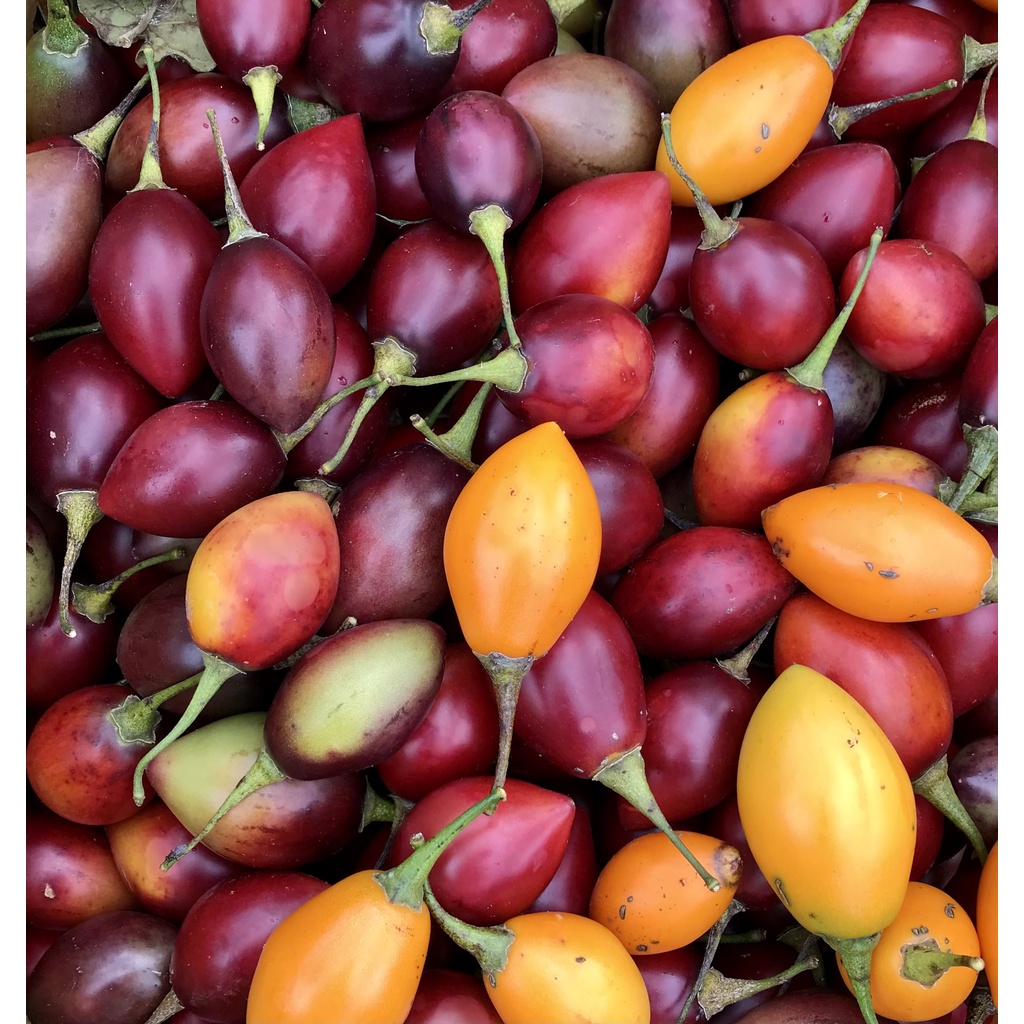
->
[[443, 421, 602, 660], [88, 188, 221, 398], [184, 491, 340, 670], [656, 34, 834, 206], [836, 882, 982, 1022], [196, 0, 310, 81], [611, 526, 799, 660], [976, 840, 997, 1007], [26, 145, 104, 336], [486, 912, 652, 1024], [97, 400, 287, 539], [200, 234, 337, 436], [238, 113, 377, 296], [589, 831, 741, 955], [761, 482, 995, 622], [245, 869, 430, 1023], [737, 665, 917, 941]]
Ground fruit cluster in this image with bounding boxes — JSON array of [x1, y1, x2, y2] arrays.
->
[[26, 0, 998, 1023]]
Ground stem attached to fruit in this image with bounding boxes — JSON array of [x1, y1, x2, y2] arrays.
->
[[206, 107, 267, 246], [54, 489, 106, 638], [242, 65, 283, 151], [477, 651, 534, 791]]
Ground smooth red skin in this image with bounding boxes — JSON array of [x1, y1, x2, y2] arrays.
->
[[604, 312, 721, 479], [26, 28, 133, 143], [26, 593, 120, 712], [821, 336, 889, 453], [958, 316, 997, 428], [196, 0, 310, 80], [200, 236, 337, 434], [572, 437, 664, 575], [911, 71, 998, 157], [321, 443, 472, 632], [646, 206, 705, 316], [27, 806, 139, 931], [26, 684, 157, 826], [364, 115, 434, 222], [911, 792, 948, 881], [117, 575, 271, 722], [692, 374, 835, 530], [307, 0, 459, 121], [744, 143, 901, 282], [500, 293, 655, 438], [897, 139, 998, 281], [822, 444, 947, 496], [26, 334, 165, 502], [525, 798, 600, 916], [26, 910, 178, 1024], [950, 735, 997, 847], [871, 375, 969, 479], [405, 969, 504, 1024], [238, 114, 377, 296], [26, 145, 104, 335], [105, 800, 248, 924], [898, 0, 982, 39], [171, 871, 331, 1024], [634, 944, 703, 1024], [284, 305, 392, 485], [617, 661, 763, 831], [723, 0, 846, 45], [605, 0, 734, 113], [27, 926, 61, 980], [915, 605, 997, 718], [105, 74, 290, 216], [839, 238, 985, 379], [732, 990, 903, 1023], [385, 776, 576, 926], [773, 592, 954, 779], [98, 401, 287, 539], [365, 220, 503, 375], [611, 527, 799, 661], [441, 0, 558, 97], [416, 89, 543, 232], [509, 171, 672, 315], [690, 218, 836, 370], [704, 795, 780, 913], [88, 189, 221, 397], [376, 641, 500, 801], [514, 589, 647, 776], [830, 4, 965, 139]]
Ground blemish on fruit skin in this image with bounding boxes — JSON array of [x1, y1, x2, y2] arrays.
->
[[619, 904, 627, 920]]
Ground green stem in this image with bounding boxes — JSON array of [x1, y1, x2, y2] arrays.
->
[[276, 371, 384, 453], [941, 425, 997, 515], [401, 345, 528, 392], [107, 692, 163, 747], [419, 0, 495, 55], [677, 899, 746, 1023], [132, 653, 243, 805], [912, 756, 988, 864], [468, 204, 523, 348], [71, 546, 187, 624], [413, 379, 492, 471], [962, 37, 998, 80], [161, 745, 288, 870], [786, 225, 883, 391], [139, 670, 205, 713], [715, 616, 776, 683], [695, 954, 822, 1020], [982, 557, 997, 605], [72, 75, 150, 161], [54, 489, 105, 639], [824, 933, 882, 1024], [206, 107, 266, 246], [242, 65, 282, 151], [132, 46, 165, 191], [900, 941, 984, 986], [285, 93, 340, 133], [804, 0, 871, 73], [375, 787, 506, 909], [592, 746, 721, 891], [41, 0, 87, 55], [966, 62, 997, 144], [422, 878, 515, 980], [477, 652, 534, 790], [29, 321, 104, 343], [659, 115, 737, 249], [828, 79, 958, 141]]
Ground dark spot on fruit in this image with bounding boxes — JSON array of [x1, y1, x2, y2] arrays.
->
[[865, 561, 874, 571], [576, 956, 586, 963], [878, 570, 899, 579]]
